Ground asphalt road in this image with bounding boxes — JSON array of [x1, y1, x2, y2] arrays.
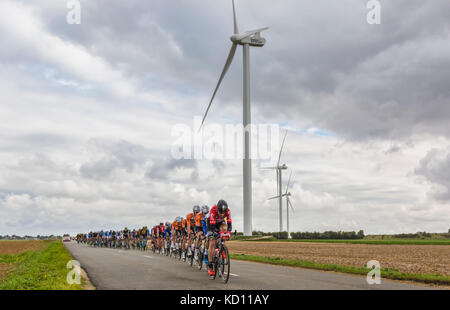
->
[[64, 242, 434, 290]]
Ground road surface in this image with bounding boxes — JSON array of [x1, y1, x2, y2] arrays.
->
[[64, 242, 435, 290]]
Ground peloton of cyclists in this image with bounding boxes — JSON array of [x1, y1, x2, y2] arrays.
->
[[79, 199, 232, 278]]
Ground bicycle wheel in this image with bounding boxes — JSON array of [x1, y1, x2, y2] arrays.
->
[[218, 245, 230, 283], [189, 249, 195, 267]]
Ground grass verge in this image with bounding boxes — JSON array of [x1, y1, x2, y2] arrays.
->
[[233, 238, 450, 245], [0, 240, 83, 290], [230, 253, 450, 286]]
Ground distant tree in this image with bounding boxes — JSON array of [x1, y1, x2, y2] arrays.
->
[[357, 230, 365, 239]]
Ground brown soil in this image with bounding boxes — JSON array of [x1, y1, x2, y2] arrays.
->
[[0, 240, 50, 255], [227, 241, 450, 276], [0, 263, 15, 283]]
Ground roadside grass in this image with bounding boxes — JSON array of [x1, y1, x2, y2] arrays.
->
[[230, 253, 450, 285], [232, 237, 450, 245], [0, 240, 83, 290]]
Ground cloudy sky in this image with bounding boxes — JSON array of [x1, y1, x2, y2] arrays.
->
[[0, 0, 449, 236]]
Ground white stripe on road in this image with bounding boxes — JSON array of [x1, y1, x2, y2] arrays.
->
[[230, 273, 239, 277], [143, 255, 153, 259]]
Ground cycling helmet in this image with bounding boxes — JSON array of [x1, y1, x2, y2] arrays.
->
[[193, 205, 200, 213], [201, 205, 209, 214], [217, 199, 228, 214]]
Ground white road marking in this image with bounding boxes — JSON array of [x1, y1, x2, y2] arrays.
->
[[143, 255, 153, 259], [230, 273, 240, 277]]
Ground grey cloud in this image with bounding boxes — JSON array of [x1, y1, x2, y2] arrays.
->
[[80, 139, 150, 178], [9, 0, 450, 141], [146, 158, 198, 181], [415, 147, 450, 201], [80, 157, 119, 180]]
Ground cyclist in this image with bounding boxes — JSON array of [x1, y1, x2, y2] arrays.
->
[[140, 226, 148, 251], [181, 217, 188, 259], [123, 227, 129, 249], [171, 217, 182, 253], [164, 221, 171, 253], [151, 225, 157, 250], [193, 205, 208, 261], [186, 206, 200, 259], [157, 222, 165, 252], [207, 200, 232, 277], [111, 230, 117, 248]]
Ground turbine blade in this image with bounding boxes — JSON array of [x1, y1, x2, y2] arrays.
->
[[259, 167, 278, 170], [277, 130, 288, 166], [236, 27, 269, 40], [268, 195, 281, 200], [276, 169, 279, 195], [232, 0, 239, 34], [288, 199, 294, 213], [285, 171, 292, 195], [200, 43, 238, 129]]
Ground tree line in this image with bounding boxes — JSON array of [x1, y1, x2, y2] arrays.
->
[[248, 230, 365, 240]]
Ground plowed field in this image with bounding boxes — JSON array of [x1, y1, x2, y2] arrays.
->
[[227, 241, 450, 276]]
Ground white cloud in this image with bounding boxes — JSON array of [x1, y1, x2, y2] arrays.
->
[[0, 0, 449, 236]]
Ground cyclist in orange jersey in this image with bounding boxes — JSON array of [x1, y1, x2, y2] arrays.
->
[[185, 205, 200, 260], [171, 217, 182, 252]]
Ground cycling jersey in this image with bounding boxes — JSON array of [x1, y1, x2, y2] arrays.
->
[[172, 221, 180, 231], [208, 205, 232, 233], [194, 212, 203, 227], [158, 225, 165, 236], [186, 213, 195, 229]]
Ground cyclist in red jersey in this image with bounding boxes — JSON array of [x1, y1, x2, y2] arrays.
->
[[207, 200, 232, 276]]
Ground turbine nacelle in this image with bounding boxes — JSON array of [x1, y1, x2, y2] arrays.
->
[[230, 31, 266, 47]]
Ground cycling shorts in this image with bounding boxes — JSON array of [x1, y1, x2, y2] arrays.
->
[[194, 226, 203, 234]]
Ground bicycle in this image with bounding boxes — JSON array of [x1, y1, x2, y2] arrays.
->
[[210, 232, 231, 283], [164, 238, 171, 256], [194, 234, 207, 270], [188, 235, 197, 267]]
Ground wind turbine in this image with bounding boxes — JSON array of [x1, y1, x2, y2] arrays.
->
[[268, 171, 295, 238], [262, 130, 288, 232], [200, 0, 269, 236]]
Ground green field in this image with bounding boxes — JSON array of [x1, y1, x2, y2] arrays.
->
[[0, 240, 84, 290], [230, 253, 450, 285]]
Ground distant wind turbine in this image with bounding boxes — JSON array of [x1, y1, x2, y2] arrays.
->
[[268, 171, 295, 238], [262, 130, 288, 232], [199, 0, 269, 236]]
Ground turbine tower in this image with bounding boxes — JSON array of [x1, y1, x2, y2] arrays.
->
[[200, 0, 269, 236], [262, 130, 288, 232], [269, 171, 295, 238]]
